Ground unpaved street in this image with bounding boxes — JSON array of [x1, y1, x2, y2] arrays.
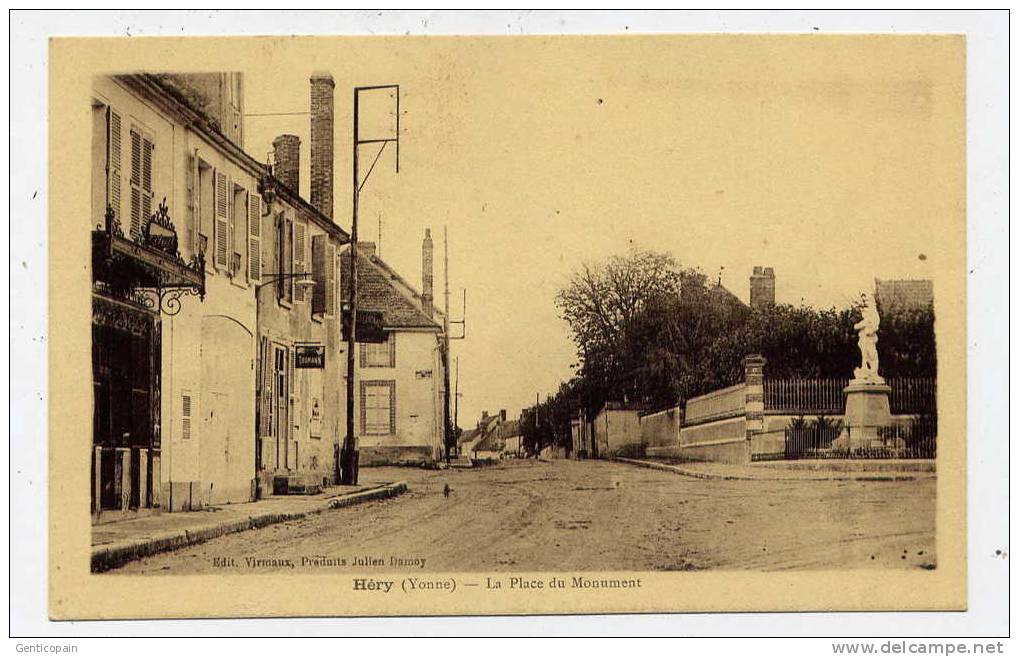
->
[[115, 459, 936, 574]]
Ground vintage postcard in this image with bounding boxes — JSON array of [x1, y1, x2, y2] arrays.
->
[[48, 32, 966, 619]]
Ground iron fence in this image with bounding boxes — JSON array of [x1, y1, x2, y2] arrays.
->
[[781, 419, 936, 460], [763, 377, 936, 415]]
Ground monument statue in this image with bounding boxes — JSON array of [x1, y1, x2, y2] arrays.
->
[[834, 287, 894, 451], [852, 291, 884, 384]]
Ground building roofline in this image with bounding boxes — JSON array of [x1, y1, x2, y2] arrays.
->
[[118, 73, 349, 244], [342, 246, 447, 329]]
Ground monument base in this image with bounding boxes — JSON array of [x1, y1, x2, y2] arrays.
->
[[833, 381, 897, 451]]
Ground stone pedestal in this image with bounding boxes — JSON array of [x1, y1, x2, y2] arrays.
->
[[833, 381, 893, 451]]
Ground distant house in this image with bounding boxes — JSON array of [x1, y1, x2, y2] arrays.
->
[[497, 420, 523, 458], [458, 410, 508, 460], [341, 233, 447, 467]]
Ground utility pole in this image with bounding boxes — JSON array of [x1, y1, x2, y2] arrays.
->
[[442, 225, 452, 463], [342, 84, 400, 485], [453, 357, 461, 440]]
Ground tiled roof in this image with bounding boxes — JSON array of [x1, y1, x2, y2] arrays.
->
[[341, 249, 442, 330]]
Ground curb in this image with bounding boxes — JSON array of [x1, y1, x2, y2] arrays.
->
[[91, 482, 408, 573], [613, 458, 927, 482]]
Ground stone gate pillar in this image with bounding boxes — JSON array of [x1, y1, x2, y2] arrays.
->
[[743, 354, 767, 441]]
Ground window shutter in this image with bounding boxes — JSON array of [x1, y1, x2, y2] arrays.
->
[[181, 391, 192, 440], [389, 382, 397, 435], [107, 109, 123, 226], [326, 243, 337, 317], [276, 212, 285, 298], [311, 235, 326, 314], [284, 216, 294, 303], [141, 136, 153, 225], [226, 178, 235, 274], [247, 193, 261, 282], [185, 152, 196, 253], [214, 171, 228, 268], [359, 343, 367, 369], [288, 346, 295, 403], [292, 351, 301, 435], [359, 381, 367, 434], [294, 221, 307, 302], [129, 129, 142, 239], [388, 333, 396, 367]]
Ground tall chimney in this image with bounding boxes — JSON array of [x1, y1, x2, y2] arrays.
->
[[422, 228, 434, 317], [271, 134, 300, 194], [310, 72, 335, 219], [750, 266, 776, 308]]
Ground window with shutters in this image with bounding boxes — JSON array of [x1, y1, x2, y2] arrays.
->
[[247, 193, 262, 282], [92, 102, 115, 229], [311, 234, 327, 315], [312, 236, 338, 318], [108, 110, 123, 226], [197, 161, 213, 254], [294, 221, 307, 302], [325, 242, 336, 317], [214, 171, 229, 269], [276, 212, 293, 305], [128, 126, 154, 240], [230, 184, 246, 279], [361, 381, 396, 436], [361, 334, 395, 368], [181, 390, 193, 441], [185, 151, 197, 254]]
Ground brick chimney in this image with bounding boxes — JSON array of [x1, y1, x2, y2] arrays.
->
[[422, 228, 434, 317], [310, 72, 335, 219], [750, 266, 776, 308], [271, 134, 300, 194]]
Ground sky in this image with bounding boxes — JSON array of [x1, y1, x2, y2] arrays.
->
[[241, 35, 963, 426]]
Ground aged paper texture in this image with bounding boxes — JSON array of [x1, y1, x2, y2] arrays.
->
[[49, 33, 965, 619]]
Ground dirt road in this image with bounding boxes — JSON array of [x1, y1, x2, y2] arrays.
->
[[114, 459, 936, 574]]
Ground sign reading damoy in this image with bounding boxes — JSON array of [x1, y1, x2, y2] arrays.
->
[[295, 344, 326, 369]]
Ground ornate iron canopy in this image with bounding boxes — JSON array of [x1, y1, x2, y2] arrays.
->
[[92, 200, 206, 316]]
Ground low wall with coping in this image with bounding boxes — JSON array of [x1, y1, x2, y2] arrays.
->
[[639, 406, 683, 449], [685, 383, 746, 424]]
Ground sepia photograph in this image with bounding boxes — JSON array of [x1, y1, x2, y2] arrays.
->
[[31, 12, 995, 627]]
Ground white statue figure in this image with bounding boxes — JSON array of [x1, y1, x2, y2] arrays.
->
[[853, 291, 884, 384]]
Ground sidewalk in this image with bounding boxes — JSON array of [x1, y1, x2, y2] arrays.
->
[[614, 457, 935, 482], [92, 478, 408, 572]]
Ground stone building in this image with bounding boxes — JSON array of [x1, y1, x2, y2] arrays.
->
[[341, 232, 447, 466], [255, 73, 349, 496], [90, 71, 351, 519], [90, 72, 262, 514]]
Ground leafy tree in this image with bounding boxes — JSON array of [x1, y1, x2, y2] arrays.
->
[[547, 248, 936, 434]]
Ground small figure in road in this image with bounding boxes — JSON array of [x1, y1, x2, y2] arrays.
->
[[443, 483, 452, 498]]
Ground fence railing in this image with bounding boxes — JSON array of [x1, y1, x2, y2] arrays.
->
[[889, 377, 937, 415], [779, 420, 936, 460], [764, 378, 847, 413], [763, 377, 936, 415]]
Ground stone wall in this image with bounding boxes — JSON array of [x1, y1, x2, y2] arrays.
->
[[593, 408, 643, 456], [639, 406, 683, 448], [685, 383, 745, 423], [359, 445, 437, 467]]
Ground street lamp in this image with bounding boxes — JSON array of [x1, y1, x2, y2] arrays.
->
[[254, 272, 316, 292]]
